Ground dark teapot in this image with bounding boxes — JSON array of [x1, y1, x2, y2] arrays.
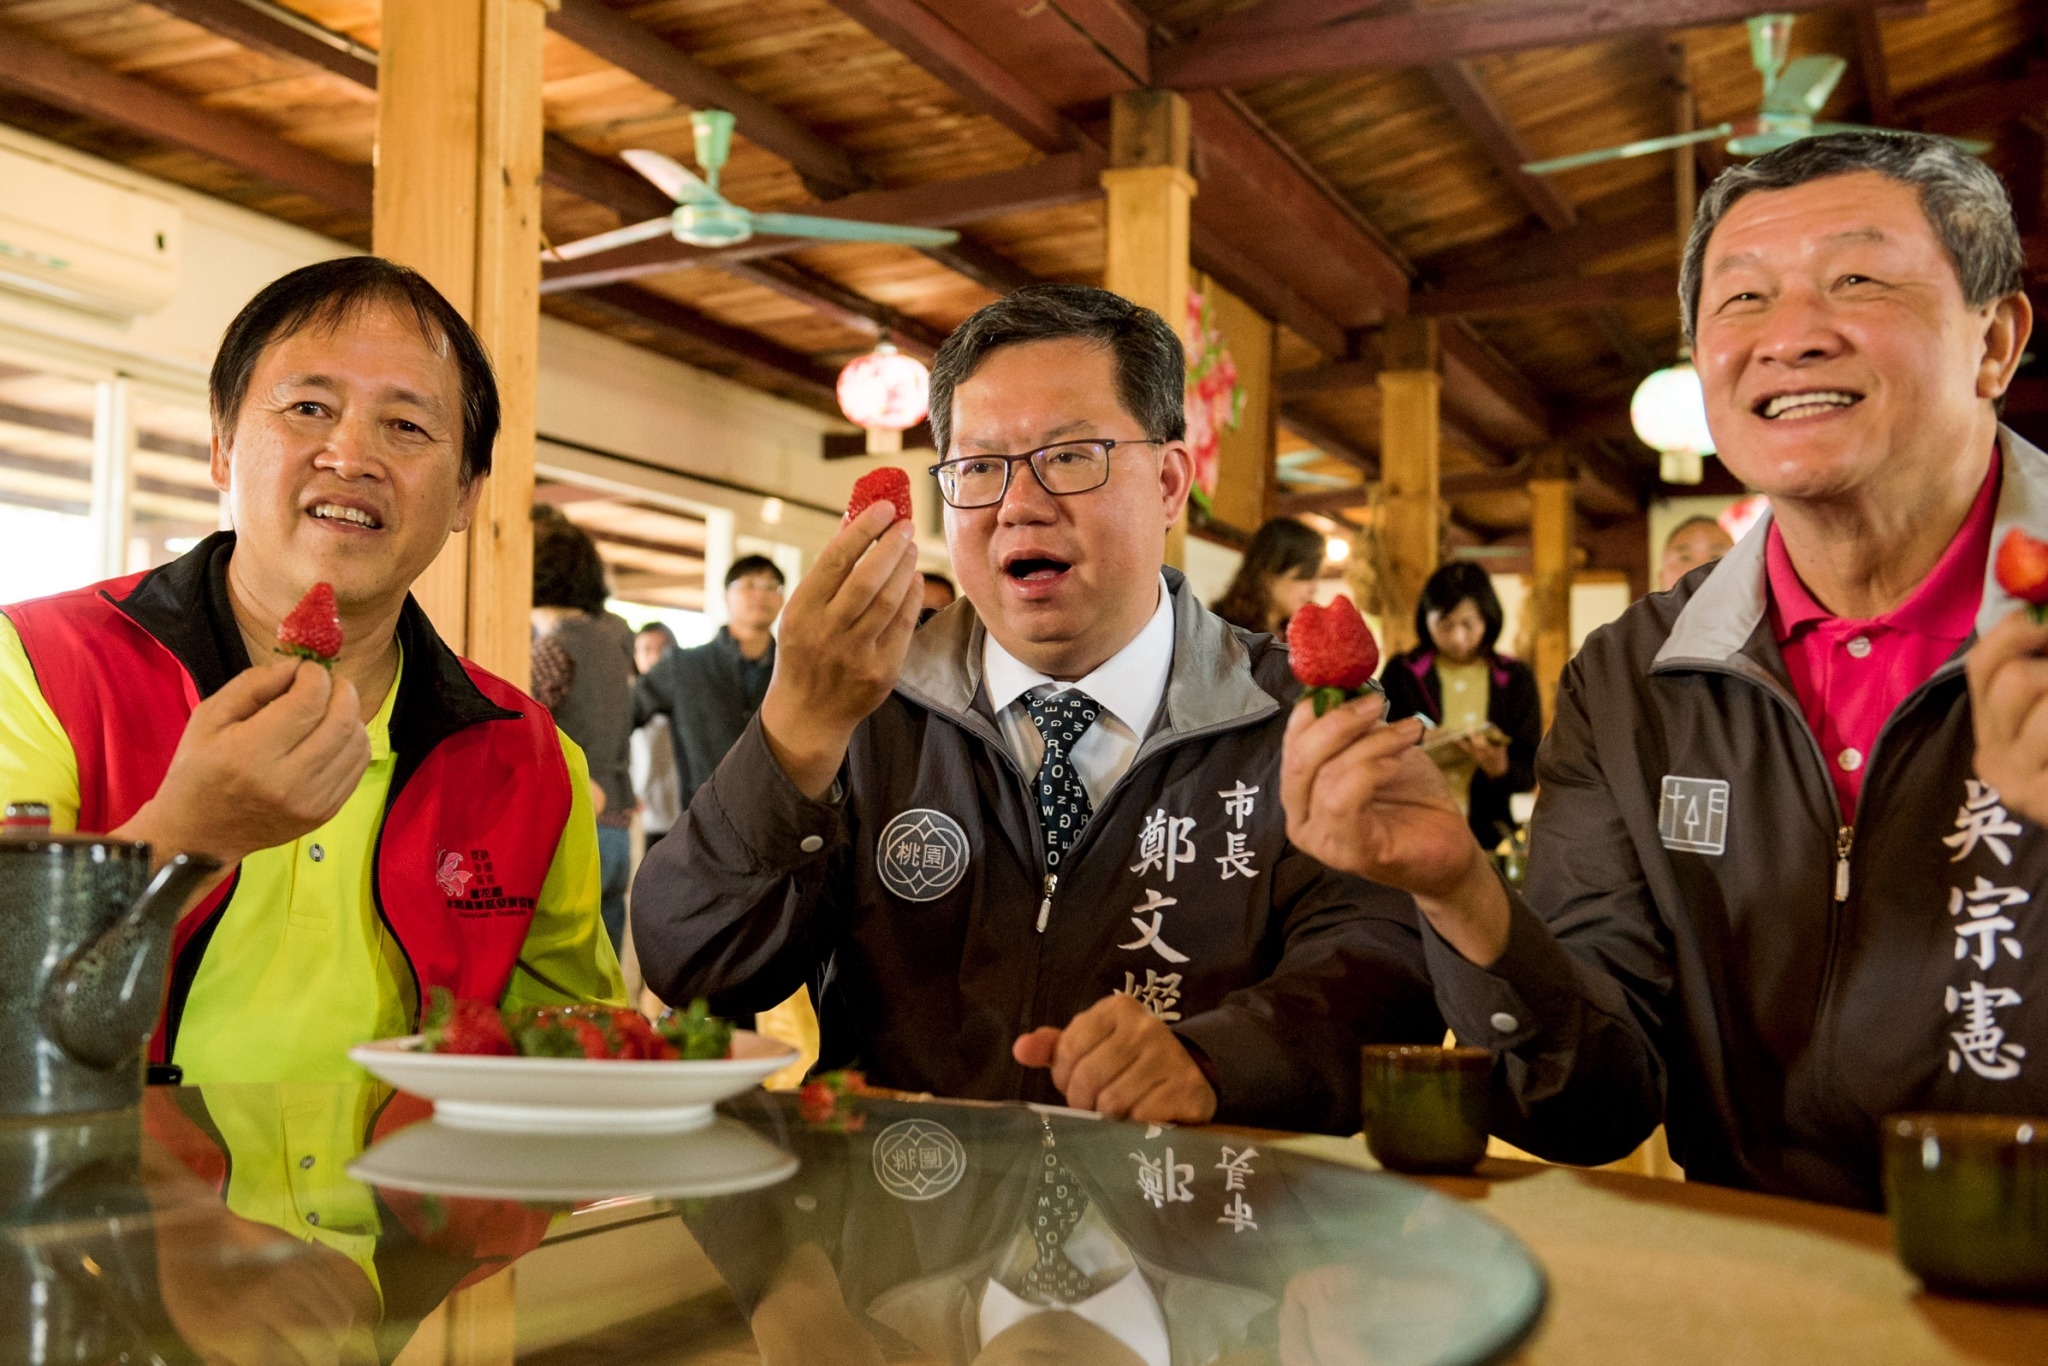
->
[[0, 809, 218, 1117]]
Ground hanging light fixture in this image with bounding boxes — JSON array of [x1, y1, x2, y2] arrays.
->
[[837, 339, 929, 454], [1631, 359, 1716, 485]]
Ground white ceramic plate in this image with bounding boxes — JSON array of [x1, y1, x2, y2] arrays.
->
[[347, 1029, 797, 1134], [348, 1116, 798, 1202]]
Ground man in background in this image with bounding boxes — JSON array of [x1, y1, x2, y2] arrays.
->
[[630, 621, 681, 849], [634, 555, 784, 811], [920, 571, 958, 624], [1659, 515, 1736, 591]]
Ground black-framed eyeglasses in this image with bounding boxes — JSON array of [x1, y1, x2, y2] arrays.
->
[[928, 438, 1163, 509]]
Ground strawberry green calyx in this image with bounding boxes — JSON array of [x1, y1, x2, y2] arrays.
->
[[1301, 677, 1386, 717]]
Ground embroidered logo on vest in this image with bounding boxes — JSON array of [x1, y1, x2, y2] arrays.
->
[[876, 808, 970, 902], [871, 1118, 966, 1200], [1658, 776, 1729, 856], [440, 848, 534, 916], [436, 850, 472, 897]]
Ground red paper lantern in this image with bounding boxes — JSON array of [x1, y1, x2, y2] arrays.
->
[[836, 342, 930, 433]]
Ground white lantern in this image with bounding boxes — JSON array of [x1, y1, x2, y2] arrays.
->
[[837, 341, 930, 455], [1630, 361, 1715, 485]]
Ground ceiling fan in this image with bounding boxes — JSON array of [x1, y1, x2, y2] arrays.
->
[[543, 110, 961, 260], [1521, 13, 1985, 177]]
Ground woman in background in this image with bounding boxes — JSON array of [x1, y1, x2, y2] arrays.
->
[[1211, 516, 1326, 635], [1380, 561, 1541, 850], [530, 507, 637, 954]]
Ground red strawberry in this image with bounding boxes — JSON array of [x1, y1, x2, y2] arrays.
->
[[1288, 596, 1383, 716], [277, 582, 343, 666], [845, 467, 913, 526], [433, 998, 514, 1056], [608, 1009, 663, 1060], [1996, 528, 2048, 617], [562, 1017, 611, 1059]]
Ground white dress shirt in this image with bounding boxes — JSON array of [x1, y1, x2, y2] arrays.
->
[[978, 1205, 1171, 1366], [982, 575, 1175, 809]]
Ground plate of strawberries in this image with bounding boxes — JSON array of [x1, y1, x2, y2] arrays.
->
[[349, 992, 797, 1134]]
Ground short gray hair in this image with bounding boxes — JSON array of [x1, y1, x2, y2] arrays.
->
[[1681, 131, 2024, 344], [928, 284, 1186, 458]]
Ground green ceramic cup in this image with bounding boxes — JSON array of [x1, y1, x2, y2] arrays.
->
[[1360, 1044, 1491, 1175], [1882, 1112, 2048, 1299]]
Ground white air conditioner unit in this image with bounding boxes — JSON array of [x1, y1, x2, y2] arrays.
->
[[0, 144, 180, 319]]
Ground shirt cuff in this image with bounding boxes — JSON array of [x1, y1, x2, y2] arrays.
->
[[1421, 886, 1585, 1052], [700, 715, 847, 870]]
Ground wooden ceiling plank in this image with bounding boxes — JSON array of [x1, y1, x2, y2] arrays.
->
[[1190, 221, 1349, 358], [539, 151, 1105, 290], [0, 23, 371, 216], [1187, 1, 1387, 45], [1278, 406, 1376, 474], [547, 0, 864, 195], [1155, 0, 1837, 90], [1911, 63, 2048, 137], [1414, 267, 1679, 319], [828, 0, 1079, 153], [1045, 0, 1153, 83], [919, 236, 1041, 295]]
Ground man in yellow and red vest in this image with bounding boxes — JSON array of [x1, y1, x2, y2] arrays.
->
[[0, 257, 623, 1083]]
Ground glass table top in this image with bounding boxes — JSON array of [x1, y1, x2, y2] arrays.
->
[[2, 1081, 1545, 1366]]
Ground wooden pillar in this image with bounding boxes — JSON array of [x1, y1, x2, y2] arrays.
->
[[1376, 318, 1440, 657], [1529, 447, 1576, 725], [1101, 89, 1195, 569], [374, 0, 552, 687]]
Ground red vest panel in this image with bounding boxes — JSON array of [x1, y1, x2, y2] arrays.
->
[[5, 576, 572, 1063]]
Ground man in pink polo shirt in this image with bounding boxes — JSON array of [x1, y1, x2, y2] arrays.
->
[[1278, 131, 2040, 1210]]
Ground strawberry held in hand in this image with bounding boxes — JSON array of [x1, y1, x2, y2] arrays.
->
[[276, 582, 343, 667], [845, 466, 913, 526], [1288, 595, 1383, 716], [1996, 528, 2048, 621]]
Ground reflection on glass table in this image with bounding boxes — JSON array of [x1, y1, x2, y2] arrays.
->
[[3, 1081, 1545, 1366]]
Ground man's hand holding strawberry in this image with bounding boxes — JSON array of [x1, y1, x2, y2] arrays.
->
[[1969, 528, 2048, 824]]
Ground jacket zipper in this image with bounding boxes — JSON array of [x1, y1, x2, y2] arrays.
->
[[1036, 873, 1057, 933], [1834, 824, 1853, 902]]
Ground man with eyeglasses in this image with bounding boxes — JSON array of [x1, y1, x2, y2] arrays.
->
[[633, 285, 1442, 1132]]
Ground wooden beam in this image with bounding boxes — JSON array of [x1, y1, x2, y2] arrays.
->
[[1280, 358, 1383, 398], [0, 22, 372, 216], [1412, 267, 1679, 318], [1156, 0, 1837, 90], [548, 0, 864, 195], [1186, 0, 1382, 45], [563, 286, 844, 414], [541, 137, 675, 222], [1853, 8, 1897, 125], [538, 151, 1105, 290], [918, 236, 1041, 295], [829, 0, 1079, 153], [1278, 406, 1376, 473], [1190, 220, 1349, 357], [1277, 482, 1374, 516], [1440, 324, 1551, 450], [148, 0, 380, 86], [722, 259, 946, 359], [1911, 63, 2048, 138], [1425, 56, 1576, 230], [375, 0, 551, 680]]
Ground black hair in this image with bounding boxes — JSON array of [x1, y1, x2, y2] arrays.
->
[[210, 256, 501, 482], [1415, 561, 1505, 658], [1212, 517, 1326, 632], [921, 571, 956, 600], [1682, 131, 2023, 345], [1663, 514, 1732, 548], [636, 621, 678, 644], [724, 554, 786, 589], [928, 284, 1185, 457], [531, 507, 609, 614]]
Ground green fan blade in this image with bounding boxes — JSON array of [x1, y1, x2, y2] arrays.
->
[[1727, 129, 1810, 157], [620, 149, 724, 207], [747, 213, 961, 247], [1762, 55, 1846, 117], [1522, 125, 1735, 176]]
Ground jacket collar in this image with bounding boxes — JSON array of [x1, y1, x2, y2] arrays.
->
[[1655, 424, 2048, 667], [110, 531, 518, 780], [896, 567, 1277, 743]]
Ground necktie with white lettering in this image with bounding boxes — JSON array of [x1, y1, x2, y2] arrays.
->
[[1025, 688, 1100, 868]]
